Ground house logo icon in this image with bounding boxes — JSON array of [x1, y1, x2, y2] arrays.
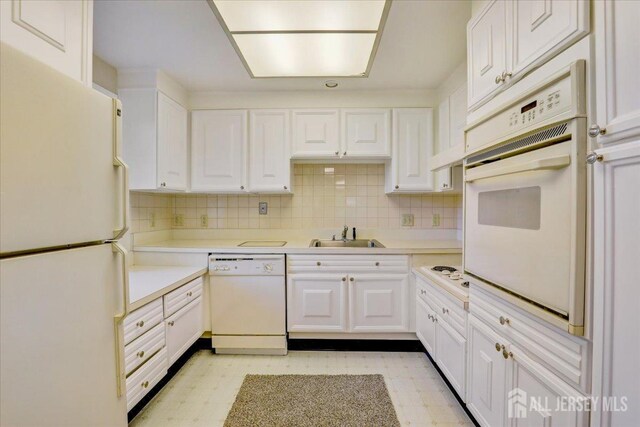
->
[[508, 388, 528, 418]]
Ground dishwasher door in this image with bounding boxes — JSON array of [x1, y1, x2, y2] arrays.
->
[[210, 275, 286, 336]]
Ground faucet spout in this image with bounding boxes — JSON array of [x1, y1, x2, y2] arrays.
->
[[341, 225, 349, 240]]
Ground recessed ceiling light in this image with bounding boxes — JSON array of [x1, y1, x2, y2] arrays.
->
[[208, 0, 391, 78], [325, 80, 338, 88]]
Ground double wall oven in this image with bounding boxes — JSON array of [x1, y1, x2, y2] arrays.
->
[[464, 61, 587, 335]]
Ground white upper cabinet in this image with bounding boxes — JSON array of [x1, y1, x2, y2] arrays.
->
[[191, 110, 248, 193], [593, 0, 640, 145], [291, 109, 340, 159], [120, 89, 188, 191], [157, 93, 188, 190], [468, 0, 509, 110], [467, 0, 589, 111], [0, 0, 92, 85], [341, 109, 391, 158], [434, 84, 466, 192], [249, 110, 291, 193], [386, 108, 434, 193], [448, 84, 467, 149]]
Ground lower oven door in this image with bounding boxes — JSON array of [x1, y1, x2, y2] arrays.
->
[[464, 140, 580, 317]]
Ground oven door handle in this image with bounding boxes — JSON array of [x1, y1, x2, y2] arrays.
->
[[465, 154, 571, 182]]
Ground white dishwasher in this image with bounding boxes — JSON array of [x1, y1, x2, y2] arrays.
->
[[209, 254, 286, 355]]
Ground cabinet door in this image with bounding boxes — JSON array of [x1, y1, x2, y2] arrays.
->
[[341, 109, 391, 158], [467, 315, 507, 427], [165, 297, 203, 366], [348, 274, 409, 332], [191, 110, 248, 192], [591, 141, 640, 427], [249, 110, 291, 193], [449, 84, 467, 148], [292, 109, 340, 158], [435, 318, 467, 400], [0, 0, 92, 85], [416, 297, 437, 356], [389, 108, 434, 192], [438, 98, 451, 152], [511, 0, 589, 78], [507, 346, 587, 427], [593, 0, 640, 144], [467, 0, 509, 110], [287, 274, 347, 332], [157, 92, 187, 190]]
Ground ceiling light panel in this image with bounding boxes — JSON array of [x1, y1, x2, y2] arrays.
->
[[213, 0, 385, 32], [209, 0, 391, 78]]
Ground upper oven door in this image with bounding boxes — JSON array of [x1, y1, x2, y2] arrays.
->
[[464, 140, 574, 316]]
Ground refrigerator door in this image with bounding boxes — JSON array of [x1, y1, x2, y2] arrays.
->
[[1, 244, 128, 426], [0, 43, 127, 254]]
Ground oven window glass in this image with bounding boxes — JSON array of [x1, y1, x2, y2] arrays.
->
[[478, 186, 541, 230]]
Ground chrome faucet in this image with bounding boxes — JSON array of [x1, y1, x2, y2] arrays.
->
[[341, 225, 349, 241]]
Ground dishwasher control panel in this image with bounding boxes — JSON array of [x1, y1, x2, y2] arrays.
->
[[208, 255, 285, 276]]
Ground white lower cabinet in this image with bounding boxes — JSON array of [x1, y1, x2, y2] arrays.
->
[[435, 317, 467, 398], [287, 256, 410, 334], [416, 297, 437, 355], [165, 297, 203, 365], [126, 347, 168, 411]]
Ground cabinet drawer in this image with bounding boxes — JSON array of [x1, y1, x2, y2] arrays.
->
[[124, 298, 163, 345], [469, 285, 589, 393], [416, 277, 467, 337], [124, 322, 165, 377], [126, 347, 167, 411], [163, 277, 203, 318], [288, 255, 409, 274], [166, 297, 203, 365]]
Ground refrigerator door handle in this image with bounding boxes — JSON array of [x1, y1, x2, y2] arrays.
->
[[111, 241, 130, 397], [112, 99, 129, 241]]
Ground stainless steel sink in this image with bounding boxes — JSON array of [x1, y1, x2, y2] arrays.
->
[[309, 239, 385, 248]]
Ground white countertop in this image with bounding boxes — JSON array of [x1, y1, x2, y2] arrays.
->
[[129, 265, 208, 311], [413, 265, 469, 303], [133, 238, 462, 255]]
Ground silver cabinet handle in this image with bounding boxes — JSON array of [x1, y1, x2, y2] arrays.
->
[[588, 124, 606, 138], [112, 100, 129, 240], [110, 241, 129, 398], [586, 152, 604, 164], [168, 321, 175, 326], [502, 71, 512, 80], [495, 74, 503, 84], [499, 316, 510, 325]]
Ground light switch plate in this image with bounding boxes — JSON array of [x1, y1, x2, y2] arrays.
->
[[401, 214, 414, 226], [259, 202, 268, 215], [173, 214, 184, 227], [200, 215, 208, 227]]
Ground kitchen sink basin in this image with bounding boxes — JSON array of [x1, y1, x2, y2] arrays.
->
[[309, 239, 385, 248]]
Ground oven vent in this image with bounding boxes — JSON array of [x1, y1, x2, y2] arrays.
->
[[467, 122, 569, 165]]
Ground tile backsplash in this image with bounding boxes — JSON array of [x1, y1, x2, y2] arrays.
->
[[130, 164, 462, 233]]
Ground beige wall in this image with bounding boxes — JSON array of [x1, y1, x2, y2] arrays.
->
[[130, 164, 462, 233], [471, 0, 490, 18], [92, 55, 118, 94]]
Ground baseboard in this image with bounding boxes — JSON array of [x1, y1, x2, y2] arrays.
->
[[127, 338, 210, 422], [288, 339, 424, 352]]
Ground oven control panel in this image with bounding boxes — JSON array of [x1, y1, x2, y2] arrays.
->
[[506, 81, 570, 131]]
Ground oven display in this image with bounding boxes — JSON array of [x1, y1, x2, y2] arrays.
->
[[520, 100, 537, 114]]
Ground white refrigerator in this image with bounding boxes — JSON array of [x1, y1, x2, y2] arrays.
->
[[0, 43, 129, 426]]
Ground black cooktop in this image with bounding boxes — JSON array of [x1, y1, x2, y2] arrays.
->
[[431, 266, 458, 272]]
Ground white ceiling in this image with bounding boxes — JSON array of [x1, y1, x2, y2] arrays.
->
[[94, 0, 470, 92]]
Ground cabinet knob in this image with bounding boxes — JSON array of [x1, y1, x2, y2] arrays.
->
[[395, 185, 399, 189], [342, 277, 346, 282], [160, 182, 166, 187], [586, 152, 604, 164], [442, 183, 448, 188], [499, 316, 510, 325], [442, 307, 449, 314], [187, 291, 192, 297], [240, 185, 245, 190], [284, 185, 287, 190], [503, 349, 512, 359], [168, 321, 175, 326], [335, 151, 339, 156], [136, 320, 144, 327], [375, 262, 380, 266], [141, 381, 149, 388], [502, 70, 512, 80], [495, 343, 501, 352], [317, 261, 321, 266], [349, 277, 354, 282], [588, 124, 606, 138], [137, 351, 145, 358], [343, 151, 347, 156], [495, 74, 504, 84]]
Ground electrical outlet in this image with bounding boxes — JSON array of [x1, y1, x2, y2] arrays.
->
[[401, 214, 414, 227], [200, 214, 208, 228], [149, 212, 156, 228], [432, 213, 441, 227], [173, 214, 184, 227], [259, 202, 268, 215]]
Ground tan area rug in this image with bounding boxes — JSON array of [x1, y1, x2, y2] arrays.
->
[[224, 374, 401, 427]]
